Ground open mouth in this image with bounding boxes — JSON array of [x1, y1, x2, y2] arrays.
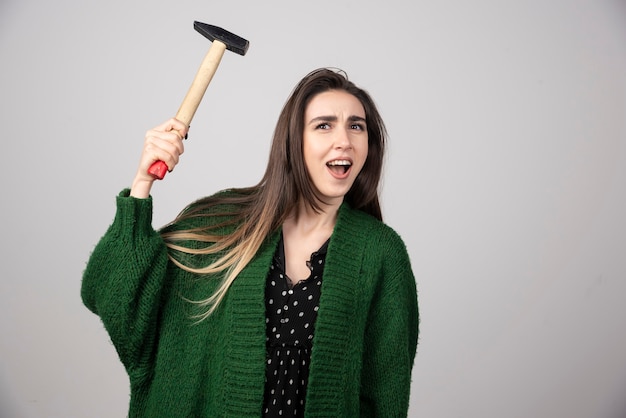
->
[[326, 159, 352, 175]]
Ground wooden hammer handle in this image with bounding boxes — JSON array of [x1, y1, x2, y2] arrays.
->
[[148, 40, 227, 180]]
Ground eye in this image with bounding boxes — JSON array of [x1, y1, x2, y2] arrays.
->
[[316, 122, 331, 130], [350, 123, 365, 131]]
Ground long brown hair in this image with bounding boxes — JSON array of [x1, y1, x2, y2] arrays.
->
[[161, 68, 387, 318]]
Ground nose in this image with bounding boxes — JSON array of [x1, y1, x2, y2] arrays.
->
[[334, 127, 353, 150]]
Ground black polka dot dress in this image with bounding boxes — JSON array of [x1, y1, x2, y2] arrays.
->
[[263, 233, 328, 417]]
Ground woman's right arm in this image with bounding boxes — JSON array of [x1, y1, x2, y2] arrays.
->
[[81, 118, 188, 374]]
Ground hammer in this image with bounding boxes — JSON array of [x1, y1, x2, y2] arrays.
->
[[148, 21, 249, 179]]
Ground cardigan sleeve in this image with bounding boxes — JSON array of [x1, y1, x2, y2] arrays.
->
[[360, 228, 419, 417], [81, 189, 170, 382]]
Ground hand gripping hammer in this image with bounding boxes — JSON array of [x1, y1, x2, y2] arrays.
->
[[148, 21, 249, 179]]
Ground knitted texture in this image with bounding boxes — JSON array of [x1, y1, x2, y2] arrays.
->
[[82, 189, 419, 417]]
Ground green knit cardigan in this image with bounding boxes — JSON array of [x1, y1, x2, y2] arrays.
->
[[82, 189, 419, 417]]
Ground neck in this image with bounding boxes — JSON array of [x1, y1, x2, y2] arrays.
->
[[281, 198, 339, 283], [286, 198, 341, 234]]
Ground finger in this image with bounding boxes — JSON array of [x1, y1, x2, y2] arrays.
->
[[143, 133, 184, 170], [154, 118, 189, 139], [143, 140, 181, 172], [144, 128, 185, 155]]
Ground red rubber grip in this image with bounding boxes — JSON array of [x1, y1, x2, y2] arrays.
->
[[148, 160, 168, 180]]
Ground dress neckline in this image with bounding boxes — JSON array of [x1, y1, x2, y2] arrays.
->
[[276, 232, 330, 289]]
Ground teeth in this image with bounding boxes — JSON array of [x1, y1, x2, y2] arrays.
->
[[327, 160, 351, 166]]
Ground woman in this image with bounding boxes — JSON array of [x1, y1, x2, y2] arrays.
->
[[82, 68, 419, 417]]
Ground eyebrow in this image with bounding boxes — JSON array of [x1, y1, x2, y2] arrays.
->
[[308, 115, 367, 125]]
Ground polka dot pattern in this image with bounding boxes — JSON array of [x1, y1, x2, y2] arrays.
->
[[263, 234, 328, 417]]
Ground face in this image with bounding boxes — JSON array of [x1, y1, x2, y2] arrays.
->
[[302, 90, 368, 208]]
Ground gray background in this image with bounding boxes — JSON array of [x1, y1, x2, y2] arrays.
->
[[1, 0, 625, 417]]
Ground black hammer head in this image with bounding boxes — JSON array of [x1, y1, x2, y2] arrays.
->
[[194, 21, 249, 56]]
